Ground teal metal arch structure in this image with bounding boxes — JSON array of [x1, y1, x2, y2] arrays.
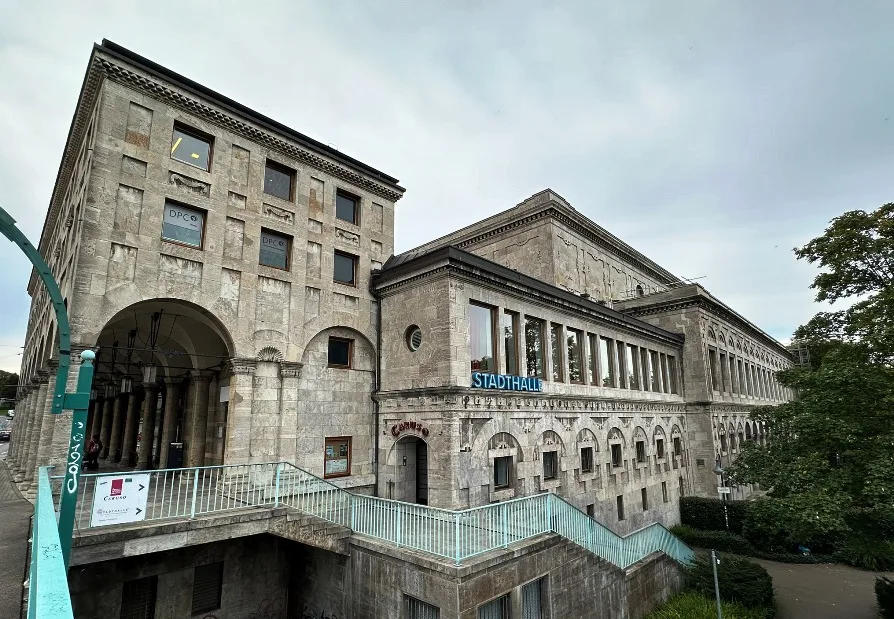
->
[[0, 205, 93, 573]]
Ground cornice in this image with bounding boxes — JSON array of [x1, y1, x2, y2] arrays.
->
[[97, 58, 403, 203]]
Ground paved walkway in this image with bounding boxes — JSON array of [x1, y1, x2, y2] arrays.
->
[[756, 558, 889, 619], [0, 455, 32, 619]]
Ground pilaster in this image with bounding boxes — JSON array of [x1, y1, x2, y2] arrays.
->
[[222, 358, 256, 465]]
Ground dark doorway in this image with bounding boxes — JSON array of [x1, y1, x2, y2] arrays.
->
[[416, 440, 428, 505]]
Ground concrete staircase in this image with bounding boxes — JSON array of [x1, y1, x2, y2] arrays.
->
[[270, 510, 352, 555]]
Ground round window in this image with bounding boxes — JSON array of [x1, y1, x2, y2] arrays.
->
[[406, 325, 422, 352]]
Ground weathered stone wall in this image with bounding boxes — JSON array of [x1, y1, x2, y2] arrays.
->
[[68, 535, 289, 619]]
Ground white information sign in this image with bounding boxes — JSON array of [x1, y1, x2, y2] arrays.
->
[[90, 474, 151, 527], [717, 486, 731, 495]]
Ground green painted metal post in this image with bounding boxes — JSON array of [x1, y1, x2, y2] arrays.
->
[[57, 351, 94, 567]]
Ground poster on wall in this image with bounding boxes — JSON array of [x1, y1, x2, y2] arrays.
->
[[324, 438, 350, 476], [90, 474, 150, 527]]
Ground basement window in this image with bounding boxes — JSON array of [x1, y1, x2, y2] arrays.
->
[[191, 562, 223, 615], [120, 575, 157, 619]]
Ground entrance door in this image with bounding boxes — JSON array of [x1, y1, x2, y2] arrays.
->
[[416, 440, 429, 505]]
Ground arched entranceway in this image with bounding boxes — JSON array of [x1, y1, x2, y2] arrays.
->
[[88, 299, 234, 470], [388, 436, 429, 505]]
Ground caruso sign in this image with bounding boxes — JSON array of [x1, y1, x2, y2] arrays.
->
[[471, 372, 543, 392]]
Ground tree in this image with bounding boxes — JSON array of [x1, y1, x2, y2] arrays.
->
[[727, 202, 894, 562], [0, 370, 17, 408]]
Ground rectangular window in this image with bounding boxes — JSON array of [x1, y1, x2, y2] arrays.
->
[[668, 356, 678, 394], [673, 436, 682, 457], [616, 342, 627, 389], [719, 352, 729, 392], [656, 438, 665, 459], [708, 348, 719, 391], [567, 328, 582, 383], [588, 334, 599, 385], [720, 432, 728, 452], [738, 359, 746, 395], [327, 337, 353, 368], [626, 344, 639, 389], [170, 124, 212, 171], [406, 595, 440, 619], [478, 594, 510, 619], [470, 303, 496, 372], [580, 446, 594, 473], [522, 578, 545, 619], [617, 495, 625, 521], [161, 201, 205, 248], [662, 481, 669, 503], [650, 350, 661, 392], [259, 229, 291, 270], [264, 160, 294, 201], [599, 337, 615, 387], [586, 503, 595, 518], [660, 353, 670, 393], [640, 348, 651, 391], [120, 575, 157, 619], [324, 436, 351, 478], [641, 488, 648, 511], [542, 451, 558, 480], [525, 317, 545, 378], [335, 190, 359, 225], [550, 323, 564, 382], [635, 440, 646, 463], [334, 250, 357, 285], [611, 443, 623, 467], [502, 311, 519, 375], [729, 355, 738, 394], [494, 456, 512, 488], [191, 562, 223, 615]]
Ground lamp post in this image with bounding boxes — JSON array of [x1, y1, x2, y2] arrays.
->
[[713, 458, 730, 532]]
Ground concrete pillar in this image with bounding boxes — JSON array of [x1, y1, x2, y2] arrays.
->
[[108, 393, 128, 462], [185, 372, 213, 468], [46, 346, 92, 472], [15, 385, 40, 482], [12, 390, 34, 475], [120, 390, 142, 467], [278, 362, 302, 465], [33, 361, 60, 482], [22, 379, 51, 496], [135, 384, 160, 470], [9, 391, 28, 470], [99, 393, 115, 458], [90, 397, 104, 441], [85, 399, 96, 443], [222, 359, 256, 465], [158, 382, 182, 469]]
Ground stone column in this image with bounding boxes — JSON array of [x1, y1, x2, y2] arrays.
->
[[99, 392, 116, 458], [185, 371, 213, 468], [47, 346, 93, 471], [158, 382, 182, 469], [14, 390, 36, 475], [278, 362, 302, 465], [22, 378, 52, 496], [33, 360, 60, 481], [9, 391, 28, 470], [109, 392, 128, 462], [135, 384, 160, 470], [85, 399, 96, 444], [222, 359, 256, 465], [89, 397, 104, 440], [15, 384, 40, 482], [120, 390, 142, 467]]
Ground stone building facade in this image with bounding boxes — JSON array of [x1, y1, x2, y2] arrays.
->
[[9, 40, 792, 619]]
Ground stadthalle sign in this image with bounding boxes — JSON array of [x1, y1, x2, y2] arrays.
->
[[471, 372, 543, 392]]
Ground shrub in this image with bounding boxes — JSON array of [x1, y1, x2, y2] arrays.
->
[[877, 577, 894, 619], [670, 525, 756, 556], [834, 536, 894, 571], [686, 555, 775, 615], [644, 592, 772, 619], [680, 497, 748, 534], [743, 496, 846, 554]]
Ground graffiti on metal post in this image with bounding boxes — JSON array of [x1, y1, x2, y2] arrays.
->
[[65, 421, 85, 495]]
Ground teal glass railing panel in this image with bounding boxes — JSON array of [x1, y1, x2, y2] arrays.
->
[[29, 467, 74, 619]]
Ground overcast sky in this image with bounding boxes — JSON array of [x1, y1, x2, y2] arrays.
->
[[1, 1, 892, 373]]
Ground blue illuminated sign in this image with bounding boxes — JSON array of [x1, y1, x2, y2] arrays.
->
[[471, 372, 543, 392]]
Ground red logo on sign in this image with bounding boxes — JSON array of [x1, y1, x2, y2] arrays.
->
[[110, 479, 123, 496]]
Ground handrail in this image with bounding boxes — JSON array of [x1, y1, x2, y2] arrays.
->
[[29, 467, 74, 619]]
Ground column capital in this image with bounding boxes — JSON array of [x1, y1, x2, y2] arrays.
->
[[45, 358, 59, 371], [190, 370, 215, 384], [142, 381, 161, 393], [224, 358, 257, 376], [280, 362, 303, 379]]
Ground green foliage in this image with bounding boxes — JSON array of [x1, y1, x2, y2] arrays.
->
[[644, 592, 772, 619], [686, 555, 775, 614], [742, 496, 846, 554], [0, 370, 17, 404], [680, 497, 748, 534], [833, 531, 894, 571], [877, 577, 894, 619], [670, 525, 756, 556]]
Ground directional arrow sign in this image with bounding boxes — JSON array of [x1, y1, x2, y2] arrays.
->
[[90, 473, 151, 527]]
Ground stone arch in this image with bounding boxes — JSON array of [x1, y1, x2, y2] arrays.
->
[[489, 431, 522, 458], [538, 430, 565, 455], [576, 428, 599, 451], [652, 425, 667, 442], [608, 426, 626, 447], [707, 328, 717, 342], [299, 326, 376, 371], [633, 426, 647, 441], [635, 284, 645, 297], [719, 332, 726, 346]]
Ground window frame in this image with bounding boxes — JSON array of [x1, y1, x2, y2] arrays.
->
[[335, 189, 360, 225], [635, 440, 646, 463], [324, 436, 352, 479], [327, 337, 354, 369], [542, 450, 558, 480], [599, 336, 615, 387], [259, 227, 292, 271], [493, 455, 512, 489], [191, 561, 224, 616], [263, 158, 296, 202], [626, 343, 639, 390], [611, 443, 623, 468], [566, 327, 583, 384], [641, 487, 649, 511], [550, 323, 564, 382], [333, 249, 358, 286], [580, 446, 594, 473], [673, 436, 682, 457], [616, 495, 625, 521], [524, 316, 545, 378], [161, 199, 207, 250], [662, 481, 669, 503], [469, 301, 497, 373], [502, 310, 519, 375], [588, 333, 600, 386], [170, 123, 213, 172], [656, 438, 665, 459]]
